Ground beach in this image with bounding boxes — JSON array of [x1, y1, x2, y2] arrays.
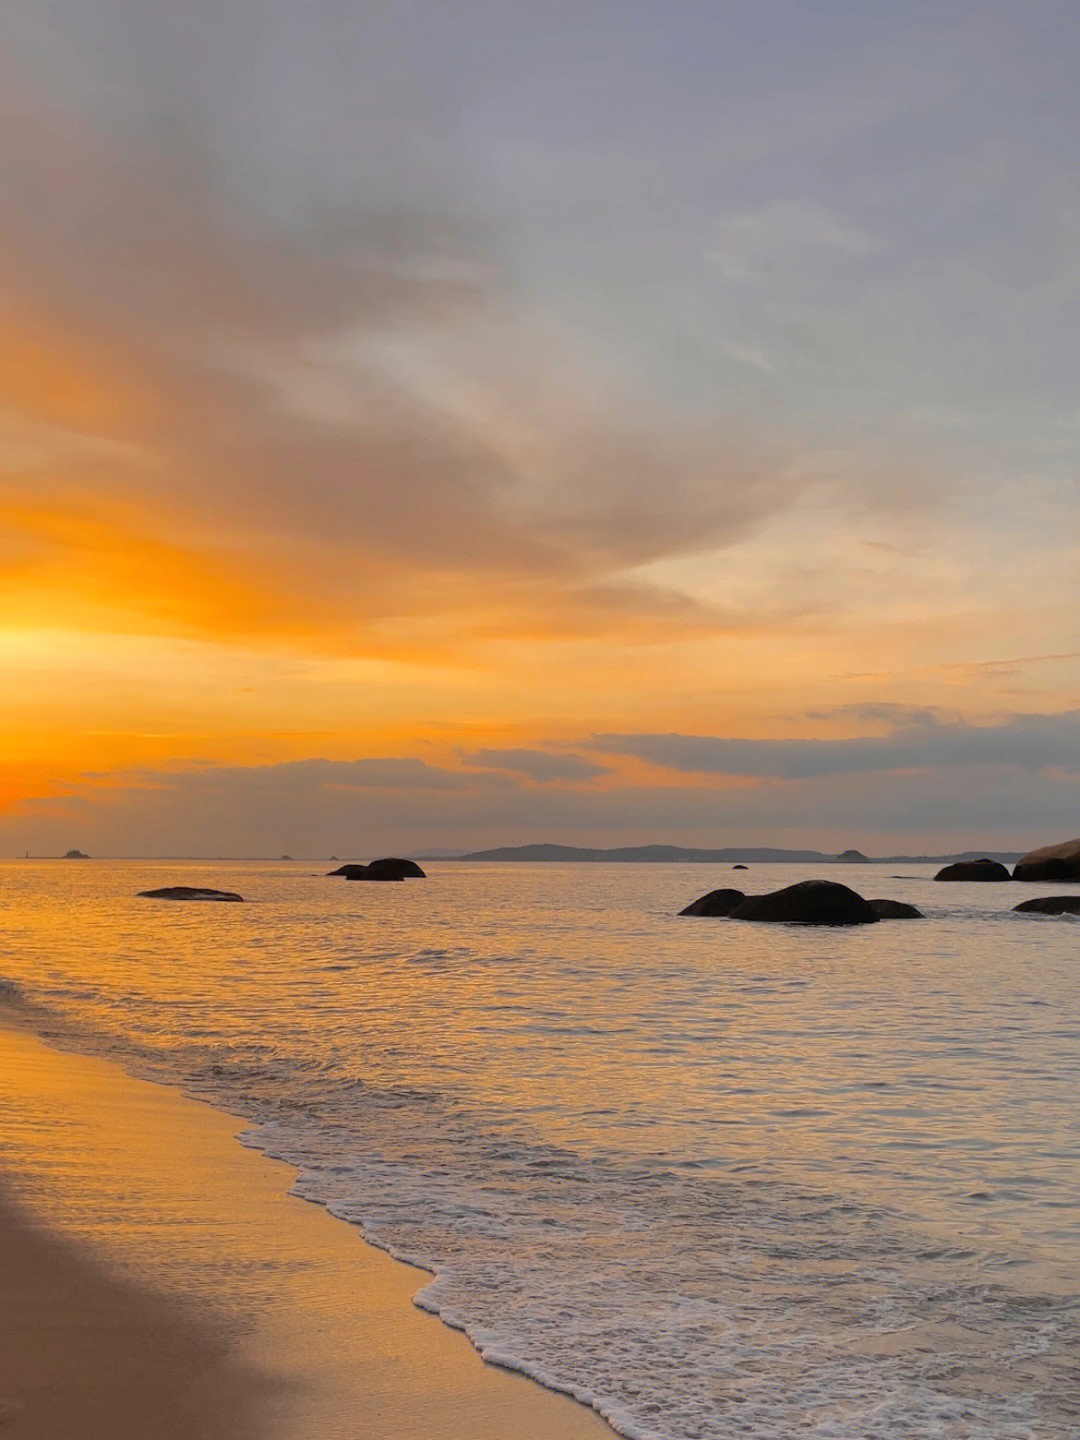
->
[[0, 1020, 612, 1440]]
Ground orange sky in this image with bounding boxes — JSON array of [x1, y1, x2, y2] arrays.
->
[[3, 7, 1079, 855]]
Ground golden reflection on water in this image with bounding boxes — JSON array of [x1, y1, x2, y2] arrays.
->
[[1, 857, 1078, 1284]]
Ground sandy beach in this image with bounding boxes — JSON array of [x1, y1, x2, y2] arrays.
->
[[0, 1020, 613, 1440]]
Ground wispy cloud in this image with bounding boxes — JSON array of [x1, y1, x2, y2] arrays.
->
[[0, 79, 816, 657]]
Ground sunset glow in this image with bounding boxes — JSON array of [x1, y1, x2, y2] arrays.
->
[[3, 3, 1078, 856]]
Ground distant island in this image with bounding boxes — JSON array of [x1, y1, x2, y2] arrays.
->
[[449, 843, 1024, 864], [64, 849, 90, 859]]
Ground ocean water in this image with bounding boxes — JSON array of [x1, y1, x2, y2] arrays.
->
[[2, 858, 1078, 1438]]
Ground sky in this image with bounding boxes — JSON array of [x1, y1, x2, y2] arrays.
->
[[2, 1, 1078, 856]]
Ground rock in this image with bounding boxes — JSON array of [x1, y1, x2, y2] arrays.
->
[[679, 888, 746, 917], [728, 880, 879, 926], [364, 857, 425, 880], [868, 898, 923, 919], [1013, 896, 1080, 915], [732, 864, 748, 870], [933, 858, 1011, 881], [837, 849, 870, 863], [1012, 837, 1080, 882], [330, 857, 426, 880], [138, 887, 244, 902]]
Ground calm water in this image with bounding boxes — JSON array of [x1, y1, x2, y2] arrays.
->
[[2, 859, 1078, 1438]]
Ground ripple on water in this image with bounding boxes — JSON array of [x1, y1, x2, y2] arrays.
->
[[1, 860, 1079, 1438]]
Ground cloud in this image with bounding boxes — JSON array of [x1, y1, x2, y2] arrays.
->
[[8, 741, 1080, 858], [456, 747, 608, 782], [713, 200, 876, 280], [124, 756, 499, 795], [0, 65, 819, 660], [592, 710, 1080, 780]]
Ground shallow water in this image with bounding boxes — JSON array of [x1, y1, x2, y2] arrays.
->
[[2, 859, 1078, 1438]]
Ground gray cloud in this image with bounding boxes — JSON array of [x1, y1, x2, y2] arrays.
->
[[456, 748, 608, 782], [592, 710, 1080, 780], [10, 746, 1080, 858], [121, 757, 502, 794]]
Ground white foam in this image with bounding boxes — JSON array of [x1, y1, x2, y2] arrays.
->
[[237, 1095, 1080, 1440]]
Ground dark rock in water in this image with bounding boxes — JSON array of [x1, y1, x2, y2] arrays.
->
[[837, 849, 870, 863], [138, 886, 244, 902], [364, 857, 425, 880], [1013, 895, 1080, 915], [933, 858, 1011, 882], [679, 888, 746, 917], [64, 849, 89, 859], [732, 864, 748, 870], [868, 898, 923, 919], [1012, 837, 1080, 882], [729, 879, 879, 926], [330, 857, 426, 880]]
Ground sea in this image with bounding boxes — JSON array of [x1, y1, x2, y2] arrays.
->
[[2, 858, 1078, 1439]]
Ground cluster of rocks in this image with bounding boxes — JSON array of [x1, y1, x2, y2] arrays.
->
[[933, 839, 1080, 913], [137, 856, 426, 901], [679, 880, 920, 925], [327, 857, 426, 881], [680, 836, 1080, 925], [934, 838, 1080, 882], [133, 839, 1079, 924]]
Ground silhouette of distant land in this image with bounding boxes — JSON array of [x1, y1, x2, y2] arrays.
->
[[63, 849, 90, 859], [450, 842, 1023, 864]]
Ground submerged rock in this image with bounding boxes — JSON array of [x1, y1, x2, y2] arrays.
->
[[1012, 837, 1080, 882], [933, 859, 1011, 882], [728, 879, 879, 926], [1013, 895, 1080, 915], [868, 898, 923, 919], [138, 886, 244, 902], [679, 888, 746, 917]]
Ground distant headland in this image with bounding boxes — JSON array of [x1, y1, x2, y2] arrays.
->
[[448, 843, 1024, 864]]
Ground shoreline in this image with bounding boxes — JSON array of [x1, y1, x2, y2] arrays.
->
[[0, 1019, 613, 1440]]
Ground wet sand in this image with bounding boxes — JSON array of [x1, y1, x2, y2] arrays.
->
[[0, 1191, 263, 1439], [0, 1021, 613, 1440]]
